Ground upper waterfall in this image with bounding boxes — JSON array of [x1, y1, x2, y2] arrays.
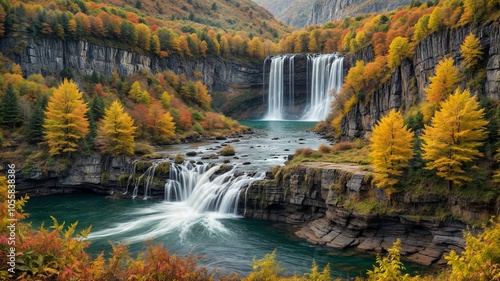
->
[[262, 53, 344, 121], [302, 54, 344, 121]]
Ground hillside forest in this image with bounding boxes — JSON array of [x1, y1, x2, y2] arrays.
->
[[0, 0, 500, 280]]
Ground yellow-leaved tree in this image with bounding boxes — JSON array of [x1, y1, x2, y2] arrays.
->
[[44, 79, 89, 156], [194, 81, 212, 109], [460, 33, 483, 70], [98, 100, 136, 156], [421, 89, 488, 187], [387, 36, 412, 71], [154, 112, 176, 144], [369, 109, 414, 189], [425, 57, 459, 104]]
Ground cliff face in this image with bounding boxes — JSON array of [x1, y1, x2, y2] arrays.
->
[[241, 162, 500, 266], [0, 38, 262, 92], [307, 0, 412, 26], [342, 20, 500, 139]]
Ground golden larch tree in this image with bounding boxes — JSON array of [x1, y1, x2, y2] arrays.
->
[[425, 57, 459, 103], [369, 109, 414, 189], [194, 81, 212, 109], [387, 36, 412, 71], [421, 89, 488, 187], [155, 112, 176, 143], [44, 79, 89, 156], [99, 100, 136, 156], [460, 33, 483, 70]]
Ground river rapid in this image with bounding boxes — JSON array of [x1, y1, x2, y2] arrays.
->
[[25, 121, 423, 278]]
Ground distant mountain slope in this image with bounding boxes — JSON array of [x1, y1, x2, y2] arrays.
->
[[307, 0, 413, 25], [252, 0, 315, 27], [98, 0, 292, 39]]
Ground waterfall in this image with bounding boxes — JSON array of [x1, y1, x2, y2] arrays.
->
[[165, 162, 265, 214], [302, 54, 344, 121], [262, 53, 343, 121], [264, 55, 295, 120]]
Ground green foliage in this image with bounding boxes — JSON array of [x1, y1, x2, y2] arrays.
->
[[26, 96, 48, 145], [0, 83, 22, 129]]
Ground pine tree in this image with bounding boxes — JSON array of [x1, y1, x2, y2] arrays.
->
[[98, 100, 136, 156], [90, 96, 106, 121], [460, 33, 483, 70], [26, 96, 48, 145], [1, 84, 22, 129], [422, 89, 488, 187], [369, 110, 414, 189], [425, 57, 459, 103], [44, 79, 89, 156]]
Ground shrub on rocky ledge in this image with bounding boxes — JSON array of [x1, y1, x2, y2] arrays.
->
[[220, 144, 236, 156]]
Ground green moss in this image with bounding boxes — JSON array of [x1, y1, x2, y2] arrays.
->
[[220, 145, 236, 156], [118, 174, 130, 187], [156, 162, 170, 176], [174, 153, 185, 164], [100, 172, 110, 185]]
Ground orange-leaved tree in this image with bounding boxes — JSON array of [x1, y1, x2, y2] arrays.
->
[[44, 79, 89, 156], [369, 109, 414, 189], [98, 100, 136, 156], [421, 89, 488, 187]]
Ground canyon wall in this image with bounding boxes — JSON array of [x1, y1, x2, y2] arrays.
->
[[241, 163, 500, 266], [342, 20, 500, 139], [0, 37, 262, 93]]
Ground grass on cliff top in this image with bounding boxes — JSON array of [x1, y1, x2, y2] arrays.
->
[[288, 140, 371, 166]]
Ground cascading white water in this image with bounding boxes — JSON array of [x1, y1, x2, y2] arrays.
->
[[264, 55, 295, 120], [263, 53, 343, 121], [302, 54, 344, 121], [166, 162, 265, 214]]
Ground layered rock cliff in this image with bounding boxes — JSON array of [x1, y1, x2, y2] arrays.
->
[[342, 20, 500, 139], [0, 38, 262, 92], [307, 0, 412, 26], [241, 162, 500, 266]]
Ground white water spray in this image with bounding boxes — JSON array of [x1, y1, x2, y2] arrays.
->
[[302, 54, 344, 121]]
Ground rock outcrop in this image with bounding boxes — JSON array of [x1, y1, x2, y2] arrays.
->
[[241, 162, 499, 266], [342, 20, 500, 139], [0, 37, 262, 92], [307, 0, 412, 26]]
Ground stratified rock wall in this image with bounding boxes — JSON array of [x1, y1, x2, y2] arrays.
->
[[241, 163, 498, 266], [342, 20, 500, 139], [0, 38, 262, 92]]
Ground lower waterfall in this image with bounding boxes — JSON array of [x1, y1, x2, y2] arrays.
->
[[89, 161, 265, 242]]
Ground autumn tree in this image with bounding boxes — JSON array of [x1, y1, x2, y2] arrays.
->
[[0, 84, 22, 129], [128, 81, 151, 105], [135, 23, 151, 52], [421, 89, 488, 187], [460, 33, 483, 70], [424, 57, 459, 103], [98, 100, 136, 156], [194, 81, 212, 108], [387, 36, 412, 71], [44, 79, 89, 156], [178, 109, 192, 131], [154, 112, 176, 143], [369, 110, 414, 189]]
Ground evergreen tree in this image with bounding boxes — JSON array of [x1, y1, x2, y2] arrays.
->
[[44, 79, 89, 156], [422, 89, 488, 187], [1, 84, 22, 129], [26, 96, 48, 145], [90, 96, 105, 121]]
